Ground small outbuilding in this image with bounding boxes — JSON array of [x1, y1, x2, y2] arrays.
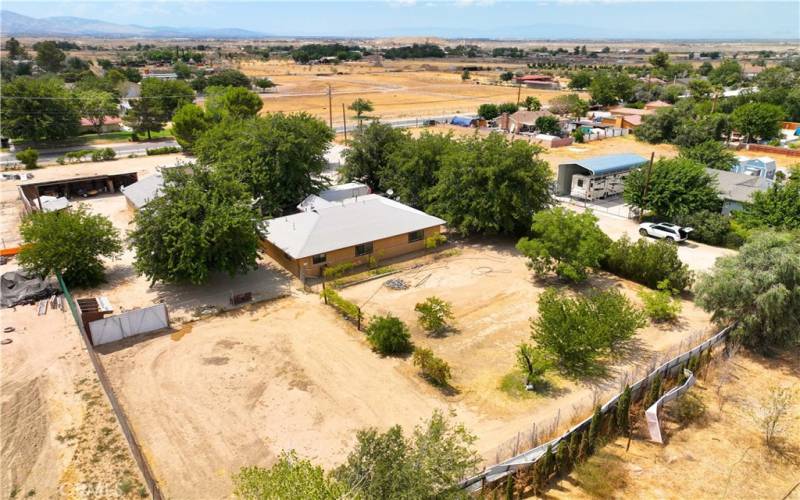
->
[[557, 154, 648, 200], [120, 173, 164, 211]]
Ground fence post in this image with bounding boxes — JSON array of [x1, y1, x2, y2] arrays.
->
[[357, 307, 362, 331]]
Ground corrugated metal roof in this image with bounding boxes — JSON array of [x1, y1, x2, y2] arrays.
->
[[708, 168, 773, 203], [120, 173, 163, 209], [261, 194, 445, 259], [569, 154, 648, 175]]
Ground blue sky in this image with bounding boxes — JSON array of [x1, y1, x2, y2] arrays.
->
[[4, 1, 799, 39]]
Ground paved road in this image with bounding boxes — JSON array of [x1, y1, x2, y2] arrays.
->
[[1, 139, 180, 166]]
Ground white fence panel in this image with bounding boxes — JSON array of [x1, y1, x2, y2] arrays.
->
[[89, 304, 169, 346]]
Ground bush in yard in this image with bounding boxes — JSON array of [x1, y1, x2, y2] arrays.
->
[[15, 148, 38, 169], [424, 233, 446, 249], [516, 343, 550, 389], [603, 235, 693, 291], [322, 261, 354, 280], [615, 385, 632, 436], [529, 288, 646, 376], [694, 231, 800, 353], [638, 279, 682, 322], [673, 210, 736, 247], [146, 146, 181, 155], [412, 348, 452, 387], [517, 207, 611, 282], [667, 392, 707, 427], [414, 296, 454, 335], [365, 314, 412, 355], [233, 451, 347, 500], [321, 288, 360, 321], [18, 205, 123, 288], [91, 147, 116, 162]]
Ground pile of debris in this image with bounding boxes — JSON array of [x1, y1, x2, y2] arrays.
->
[[1, 271, 59, 308], [384, 278, 410, 290]]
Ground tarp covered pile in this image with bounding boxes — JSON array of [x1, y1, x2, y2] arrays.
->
[[1, 271, 59, 308]]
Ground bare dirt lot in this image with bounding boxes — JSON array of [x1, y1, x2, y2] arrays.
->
[[98, 239, 719, 498], [554, 349, 800, 499]]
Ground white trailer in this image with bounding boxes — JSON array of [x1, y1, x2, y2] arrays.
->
[[569, 170, 629, 201]]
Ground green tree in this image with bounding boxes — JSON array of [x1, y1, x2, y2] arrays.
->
[[253, 77, 275, 90], [140, 77, 195, 122], [170, 103, 212, 152], [34, 41, 65, 72], [587, 405, 602, 452], [414, 296, 455, 335], [0, 76, 80, 141], [172, 61, 192, 80], [634, 106, 684, 144], [623, 157, 721, 219], [697, 61, 713, 76], [341, 121, 408, 193], [194, 113, 334, 215], [736, 176, 800, 231], [499, 71, 514, 82], [678, 140, 737, 171], [334, 410, 479, 498], [204, 85, 263, 120], [615, 385, 632, 436], [730, 102, 785, 143], [498, 102, 519, 115], [649, 51, 670, 70], [15, 148, 38, 169], [129, 166, 261, 285], [5, 37, 24, 59], [709, 59, 743, 87], [429, 133, 553, 235], [639, 279, 682, 322], [75, 89, 119, 133], [523, 95, 542, 111], [382, 130, 455, 208], [412, 347, 452, 387], [568, 70, 593, 90], [687, 78, 714, 100], [365, 314, 412, 355], [516, 343, 550, 388], [516, 207, 611, 282], [590, 71, 635, 106], [233, 451, 347, 500], [18, 205, 122, 288], [534, 115, 561, 135], [530, 288, 646, 376], [205, 69, 251, 88], [694, 231, 800, 353], [349, 97, 374, 126], [477, 103, 500, 120], [123, 97, 164, 140], [461, 69, 471, 81], [603, 235, 694, 291], [548, 93, 589, 118], [644, 373, 663, 407]]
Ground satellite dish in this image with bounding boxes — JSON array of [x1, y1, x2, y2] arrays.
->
[[386, 189, 394, 197]]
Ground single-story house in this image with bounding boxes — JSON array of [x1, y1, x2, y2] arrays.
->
[[260, 193, 445, 278], [498, 110, 559, 134], [710, 168, 773, 214], [733, 156, 776, 179], [79, 116, 123, 133], [451, 116, 485, 128], [643, 100, 672, 110], [120, 173, 164, 211], [514, 74, 560, 90], [556, 154, 648, 200]]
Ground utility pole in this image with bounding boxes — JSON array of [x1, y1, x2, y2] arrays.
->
[[327, 84, 333, 129], [342, 103, 348, 144], [640, 151, 655, 220], [516, 84, 522, 107]]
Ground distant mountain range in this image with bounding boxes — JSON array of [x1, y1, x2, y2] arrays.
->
[[0, 10, 267, 39]]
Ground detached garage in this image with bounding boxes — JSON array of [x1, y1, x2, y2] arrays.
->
[[556, 154, 648, 201]]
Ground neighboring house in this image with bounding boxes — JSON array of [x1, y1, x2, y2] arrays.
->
[[599, 107, 655, 129], [79, 116, 123, 134], [643, 100, 672, 110], [120, 173, 164, 211], [514, 74, 560, 90], [710, 168, 773, 215], [324, 143, 348, 170], [451, 116, 485, 128], [498, 110, 559, 134], [733, 156, 777, 180], [556, 154, 648, 200], [260, 193, 445, 278]]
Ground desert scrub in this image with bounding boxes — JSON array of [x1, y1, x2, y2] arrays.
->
[[574, 451, 628, 498]]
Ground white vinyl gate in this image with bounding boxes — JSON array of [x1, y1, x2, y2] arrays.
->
[[89, 304, 169, 346]]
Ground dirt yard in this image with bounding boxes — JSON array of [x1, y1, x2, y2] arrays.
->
[[554, 349, 800, 499]]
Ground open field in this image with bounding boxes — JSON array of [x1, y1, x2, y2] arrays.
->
[[554, 349, 800, 499]]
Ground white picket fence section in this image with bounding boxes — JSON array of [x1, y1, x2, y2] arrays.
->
[[89, 303, 169, 346]]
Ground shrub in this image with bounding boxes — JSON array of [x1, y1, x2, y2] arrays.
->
[[673, 210, 734, 247], [572, 128, 585, 143], [425, 233, 447, 249], [516, 343, 550, 389], [233, 450, 347, 499], [638, 279, 682, 322], [530, 288, 646, 376], [644, 372, 663, 408], [414, 296, 454, 335], [146, 145, 181, 155], [574, 451, 628, 498], [603, 235, 693, 291], [321, 288, 360, 321], [615, 385, 632, 436], [15, 148, 38, 169], [64, 149, 94, 163], [412, 347, 452, 387], [91, 147, 116, 162], [323, 261, 354, 280], [365, 314, 412, 355], [667, 392, 707, 427]]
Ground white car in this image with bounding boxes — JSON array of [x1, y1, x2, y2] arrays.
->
[[638, 222, 693, 242]]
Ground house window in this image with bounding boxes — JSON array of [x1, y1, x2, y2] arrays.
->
[[576, 179, 584, 187], [408, 230, 424, 243], [355, 242, 373, 257], [312, 253, 327, 265]]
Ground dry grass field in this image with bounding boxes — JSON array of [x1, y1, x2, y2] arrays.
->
[[553, 349, 800, 500]]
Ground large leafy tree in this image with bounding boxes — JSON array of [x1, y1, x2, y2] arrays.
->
[[75, 89, 119, 132], [730, 102, 785, 143], [623, 157, 721, 219], [123, 97, 164, 140], [428, 132, 553, 236], [694, 231, 800, 353], [530, 288, 646, 376], [233, 451, 347, 500], [5, 37, 25, 59], [678, 140, 737, 171], [205, 69, 251, 88], [129, 166, 261, 285], [0, 76, 80, 142], [735, 174, 800, 231], [548, 93, 589, 118], [517, 207, 611, 282], [349, 97, 374, 126], [193, 113, 334, 215], [334, 410, 479, 498], [708, 59, 743, 87], [341, 121, 409, 192], [204, 85, 263, 120], [34, 40, 65, 72], [18, 205, 123, 288], [590, 71, 635, 106], [140, 77, 195, 122], [170, 103, 212, 152], [382, 131, 456, 208]]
